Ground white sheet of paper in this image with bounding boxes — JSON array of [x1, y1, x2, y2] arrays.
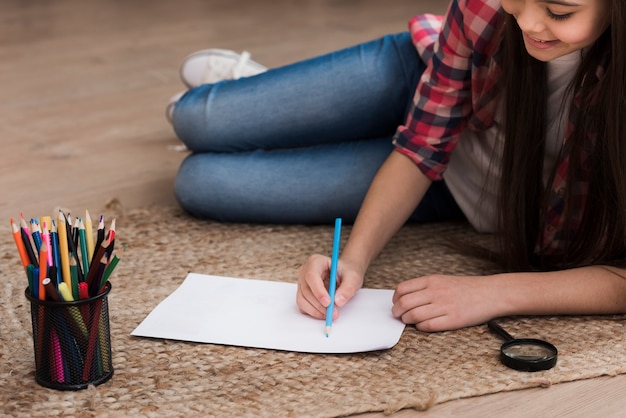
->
[[131, 273, 405, 353]]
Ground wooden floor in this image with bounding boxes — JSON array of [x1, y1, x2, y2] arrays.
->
[[1, 0, 624, 416]]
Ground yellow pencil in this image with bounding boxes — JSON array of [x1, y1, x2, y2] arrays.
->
[[85, 210, 95, 262], [40, 216, 52, 233], [57, 210, 72, 290]]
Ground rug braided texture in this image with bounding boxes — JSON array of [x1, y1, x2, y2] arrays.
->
[[1, 205, 625, 417]]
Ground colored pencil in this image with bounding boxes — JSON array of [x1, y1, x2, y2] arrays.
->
[[87, 239, 109, 281], [20, 227, 38, 266], [38, 245, 48, 300], [93, 215, 105, 258], [50, 221, 62, 285], [62, 212, 84, 282], [50, 329, 66, 383], [72, 217, 80, 253], [325, 218, 342, 337], [82, 299, 103, 381], [70, 257, 79, 301], [20, 212, 37, 253], [10, 218, 31, 270], [41, 221, 53, 267], [84, 210, 95, 263], [26, 265, 36, 296], [79, 282, 89, 301], [57, 210, 72, 291], [99, 254, 120, 293], [43, 278, 62, 302], [79, 219, 90, 276], [106, 218, 116, 255], [90, 255, 108, 297], [30, 218, 42, 253]]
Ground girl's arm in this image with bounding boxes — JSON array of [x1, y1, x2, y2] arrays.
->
[[392, 265, 626, 332], [341, 151, 431, 283], [297, 152, 431, 319]]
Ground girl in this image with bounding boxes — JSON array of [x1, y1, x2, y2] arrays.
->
[[170, 0, 626, 332]]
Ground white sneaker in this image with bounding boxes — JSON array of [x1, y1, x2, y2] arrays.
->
[[166, 91, 185, 124], [179, 48, 267, 88], [165, 91, 188, 150]]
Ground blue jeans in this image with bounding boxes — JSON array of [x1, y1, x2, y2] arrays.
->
[[173, 32, 464, 224]]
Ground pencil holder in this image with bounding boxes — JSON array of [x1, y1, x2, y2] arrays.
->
[[25, 283, 114, 390]]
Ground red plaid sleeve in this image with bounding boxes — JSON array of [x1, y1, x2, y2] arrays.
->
[[394, 0, 502, 181]]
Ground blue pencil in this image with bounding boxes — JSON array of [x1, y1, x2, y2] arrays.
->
[[50, 221, 62, 286], [31, 219, 42, 253], [325, 218, 342, 337]]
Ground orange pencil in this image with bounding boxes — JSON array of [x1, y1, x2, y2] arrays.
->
[[41, 221, 53, 267], [11, 218, 31, 270]]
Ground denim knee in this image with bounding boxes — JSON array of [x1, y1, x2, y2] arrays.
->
[[174, 153, 214, 219]]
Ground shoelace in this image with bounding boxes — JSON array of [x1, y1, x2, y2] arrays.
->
[[200, 51, 252, 84], [231, 51, 251, 79]]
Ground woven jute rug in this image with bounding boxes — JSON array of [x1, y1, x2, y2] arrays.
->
[[2, 205, 625, 417]]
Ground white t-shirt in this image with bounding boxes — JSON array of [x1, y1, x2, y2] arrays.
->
[[443, 51, 581, 232]]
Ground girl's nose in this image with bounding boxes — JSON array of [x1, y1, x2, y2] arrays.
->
[[514, 5, 546, 33]]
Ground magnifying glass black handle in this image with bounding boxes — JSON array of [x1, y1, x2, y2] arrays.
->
[[487, 320, 558, 372], [488, 320, 514, 342]]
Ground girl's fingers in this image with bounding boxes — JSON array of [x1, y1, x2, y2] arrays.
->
[[297, 254, 332, 318], [296, 278, 328, 319], [334, 270, 362, 307], [392, 276, 428, 303]]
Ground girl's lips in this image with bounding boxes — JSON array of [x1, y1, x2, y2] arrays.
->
[[523, 32, 560, 49]]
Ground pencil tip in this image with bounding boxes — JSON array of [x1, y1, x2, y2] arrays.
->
[[325, 326, 331, 337]]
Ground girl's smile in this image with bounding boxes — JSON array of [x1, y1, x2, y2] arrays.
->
[[522, 32, 560, 49], [501, 0, 610, 61]]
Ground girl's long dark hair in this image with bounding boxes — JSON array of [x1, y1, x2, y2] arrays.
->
[[497, 1, 626, 271]]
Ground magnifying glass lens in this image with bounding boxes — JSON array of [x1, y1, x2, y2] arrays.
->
[[500, 338, 558, 371], [503, 343, 556, 361]]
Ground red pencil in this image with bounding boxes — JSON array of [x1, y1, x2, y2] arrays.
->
[[82, 299, 103, 382], [107, 218, 116, 242], [79, 282, 89, 300]]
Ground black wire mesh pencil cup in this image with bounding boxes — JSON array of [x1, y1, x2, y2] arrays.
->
[[25, 283, 114, 390]]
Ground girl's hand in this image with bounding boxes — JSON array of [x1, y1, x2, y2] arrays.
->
[[297, 254, 364, 321], [392, 274, 499, 332]]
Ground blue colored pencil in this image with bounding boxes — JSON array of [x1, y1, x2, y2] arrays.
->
[[50, 221, 62, 286], [325, 218, 342, 337]]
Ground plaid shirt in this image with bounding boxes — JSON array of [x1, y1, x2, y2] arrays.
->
[[394, 0, 601, 254]]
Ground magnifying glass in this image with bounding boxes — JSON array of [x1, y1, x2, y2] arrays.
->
[[487, 320, 558, 372]]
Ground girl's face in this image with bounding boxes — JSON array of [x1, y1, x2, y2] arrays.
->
[[500, 0, 610, 61]]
